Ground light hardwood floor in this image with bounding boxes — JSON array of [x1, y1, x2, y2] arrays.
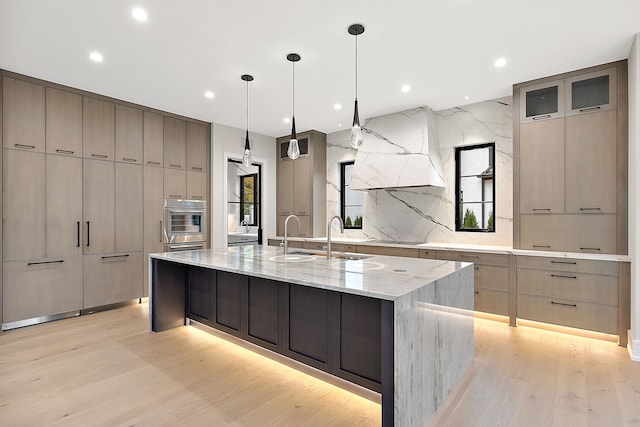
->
[[1, 303, 639, 426]]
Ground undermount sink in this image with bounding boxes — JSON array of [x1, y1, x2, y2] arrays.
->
[[269, 254, 315, 262], [288, 251, 371, 261]]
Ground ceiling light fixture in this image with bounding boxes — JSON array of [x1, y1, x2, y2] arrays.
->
[[241, 74, 254, 167], [494, 57, 507, 68], [287, 53, 301, 160], [334, 103, 342, 110], [205, 91, 214, 99], [348, 23, 365, 150], [283, 117, 290, 123], [401, 84, 411, 93], [89, 52, 103, 62], [132, 7, 147, 21]]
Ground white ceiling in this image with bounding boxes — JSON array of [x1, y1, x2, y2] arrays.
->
[[1, 0, 639, 138]]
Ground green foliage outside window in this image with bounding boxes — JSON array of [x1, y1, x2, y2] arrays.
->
[[462, 209, 479, 229]]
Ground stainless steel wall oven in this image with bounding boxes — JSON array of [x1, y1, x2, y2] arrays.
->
[[163, 199, 207, 251]]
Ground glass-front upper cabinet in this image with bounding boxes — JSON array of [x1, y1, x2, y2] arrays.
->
[[519, 79, 564, 123], [565, 68, 617, 116]]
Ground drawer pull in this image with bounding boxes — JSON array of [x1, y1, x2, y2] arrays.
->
[[56, 149, 75, 155], [14, 143, 36, 149], [77, 221, 80, 247], [191, 196, 203, 200], [101, 254, 130, 260], [28, 260, 64, 266], [170, 163, 182, 168], [579, 106, 601, 113], [147, 161, 161, 166], [580, 247, 601, 251], [191, 166, 203, 171], [297, 211, 306, 215], [474, 291, 480, 294], [579, 207, 601, 212], [461, 254, 480, 259], [532, 114, 551, 120], [169, 194, 182, 199], [474, 266, 479, 270], [550, 260, 577, 265], [551, 274, 577, 279], [550, 301, 577, 307], [122, 157, 137, 163], [532, 208, 551, 212], [92, 153, 108, 159], [532, 245, 551, 249]]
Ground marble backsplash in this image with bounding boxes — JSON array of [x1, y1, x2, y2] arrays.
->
[[326, 96, 513, 246]]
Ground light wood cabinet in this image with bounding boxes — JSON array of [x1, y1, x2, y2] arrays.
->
[[83, 159, 115, 254], [46, 155, 83, 257], [187, 170, 207, 200], [277, 159, 294, 215], [2, 149, 46, 260], [519, 79, 564, 123], [143, 111, 164, 167], [83, 97, 115, 160], [143, 166, 164, 297], [293, 156, 313, 216], [520, 214, 616, 253], [46, 87, 82, 156], [115, 104, 143, 164], [83, 252, 143, 308], [164, 168, 187, 199], [164, 117, 186, 169], [565, 68, 617, 116], [357, 245, 420, 258], [115, 163, 143, 252], [519, 118, 564, 214], [2, 76, 45, 152], [187, 122, 207, 172], [565, 110, 617, 214]]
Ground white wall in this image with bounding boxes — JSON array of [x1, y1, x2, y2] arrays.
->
[[628, 33, 640, 361], [211, 123, 276, 248]]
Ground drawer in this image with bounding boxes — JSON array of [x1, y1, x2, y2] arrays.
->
[[435, 250, 510, 267], [517, 268, 618, 305], [3, 256, 82, 323], [475, 264, 510, 291], [517, 294, 618, 334], [83, 252, 143, 308], [516, 256, 618, 276], [474, 288, 509, 316], [356, 245, 420, 258]]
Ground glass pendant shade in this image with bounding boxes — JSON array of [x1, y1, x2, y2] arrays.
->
[[242, 130, 252, 166], [350, 98, 363, 149], [287, 116, 300, 159]]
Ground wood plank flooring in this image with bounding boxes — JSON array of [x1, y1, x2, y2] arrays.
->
[[1, 303, 639, 426]]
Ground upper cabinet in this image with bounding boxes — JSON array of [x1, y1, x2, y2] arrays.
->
[[187, 122, 207, 173], [519, 79, 564, 123], [144, 111, 164, 167], [83, 96, 115, 160], [46, 87, 82, 156], [3, 76, 45, 152], [565, 68, 617, 116], [164, 117, 186, 170], [115, 104, 143, 164]]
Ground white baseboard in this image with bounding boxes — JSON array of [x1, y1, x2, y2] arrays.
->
[[628, 330, 640, 362]]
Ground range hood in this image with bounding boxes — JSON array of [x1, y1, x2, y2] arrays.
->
[[350, 106, 445, 190]]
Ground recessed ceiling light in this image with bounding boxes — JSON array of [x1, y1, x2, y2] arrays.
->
[[401, 85, 411, 93], [89, 52, 103, 62], [494, 58, 507, 68], [204, 91, 214, 99], [338, 123, 342, 128], [283, 117, 291, 123], [465, 96, 470, 100], [334, 104, 342, 110], [132, 8, 147, 21]]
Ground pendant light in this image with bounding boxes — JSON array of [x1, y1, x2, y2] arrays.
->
[[287, 53, 301, 160], [241, 74, 254, 167], [348, 24, 365, 149]]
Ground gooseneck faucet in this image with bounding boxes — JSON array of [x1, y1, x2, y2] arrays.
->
[[283, 214, 301, 255], [326, 215, 344, 259]]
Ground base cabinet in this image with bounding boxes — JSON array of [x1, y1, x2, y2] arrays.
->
[[83, 252, 143, 309]]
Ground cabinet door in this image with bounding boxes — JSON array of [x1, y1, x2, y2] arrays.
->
[[46, 154, 83, 257], [163, 168, 187, 199], [519, 79, 564, 123], [115, 104, 143, 164], [2, 149, 45, 260], [83, 97, 115, 160], [565, 110, 617, 214], [115, 163, 143, 251], [143, 111, 164, 167], [143, 166, 164, 297], [83, 251, 143, 308], [293, 156, 312, 215], [188, 266, 212, 322], [186, 122, 207, 172], [83, 159, 115, 254], [277, 160, 294, 215], [565, 68, 617, 116], [164, 117, 186, 169], [519, 118, 564, 214], [45, 87, 82, 156], [2, 77, 45, 152], [187, 171, 207, 200]]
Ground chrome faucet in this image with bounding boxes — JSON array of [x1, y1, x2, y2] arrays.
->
[[283, 214, 301, 255], [326, 215, 344, 259], [240, 219, 249, 233]]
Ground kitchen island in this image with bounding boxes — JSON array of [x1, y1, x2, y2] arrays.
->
[[150, 245, 474, 427]]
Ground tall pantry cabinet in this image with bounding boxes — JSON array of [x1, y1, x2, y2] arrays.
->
[[0, 70, 211, 329]]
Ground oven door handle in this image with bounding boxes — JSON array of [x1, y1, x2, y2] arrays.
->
[[168, 243, 204, 251]]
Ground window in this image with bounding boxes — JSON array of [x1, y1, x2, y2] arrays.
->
[[455, 143, 495, 232], [240, 173, 259, 226], [341, 161, 363, 229]]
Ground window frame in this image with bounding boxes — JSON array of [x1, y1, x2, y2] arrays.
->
[[239, 173, 259, 227], [454, 142, 496, 232], [340, 161, 363, 230]]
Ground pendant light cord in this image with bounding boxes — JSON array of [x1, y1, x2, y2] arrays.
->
[[355, 32, 358, 100], [246, 79, 249, 130], [292, 60, 295, 116]]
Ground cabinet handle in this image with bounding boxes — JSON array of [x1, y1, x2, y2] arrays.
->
[[580, 247, 601, 251], [579, 207, 601, 212], [147, 161, 161, 166], [77, 221, 80, 247], [474, 290, 480, 294], [550, 260, 577, 265], [550, 301, 577, 308], [92, 153, 108, 159], [532, 208, 551, 212], [473, 266, 480, 271], [101, 254, 130, 260], [169, 194, 182, 199], [27, 259, 64, 266], [14, 143, 36, 149], [160, 221, 163, 243], [532, 114, 551, 120], [297, 211, 306, 215], [56, 149, 75, 155], [532, 245, 551, 248], [461, 254, 480, 259], [86, 221, 90, 247], [551, 274, 577, 279], [122, 157, 137, 163], [170, 163, 181, 168], [579, 106, 601, 113], [191, 196, 203, 200], [191, 166, 203, 171]]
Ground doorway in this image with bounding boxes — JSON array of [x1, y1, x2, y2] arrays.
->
[[227, 159, 262, 246]]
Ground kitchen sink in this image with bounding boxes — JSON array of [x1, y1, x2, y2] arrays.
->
[[288, 251, 371, 261]]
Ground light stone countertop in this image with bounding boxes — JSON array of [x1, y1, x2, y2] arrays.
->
[[269, 236, 631, 262], [150, 245, 471, 301]]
